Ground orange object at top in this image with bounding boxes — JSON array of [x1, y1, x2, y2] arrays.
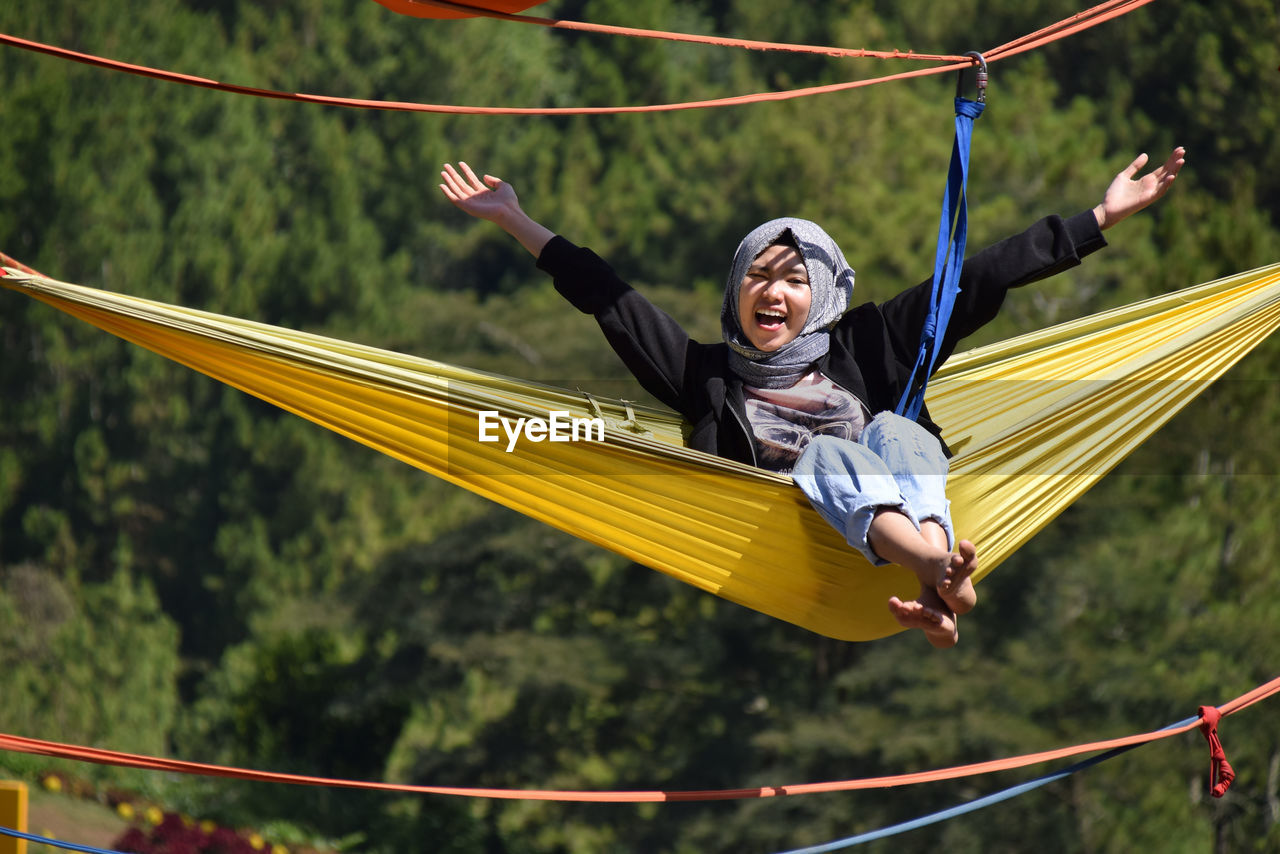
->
[[369, 0, 548, 19]]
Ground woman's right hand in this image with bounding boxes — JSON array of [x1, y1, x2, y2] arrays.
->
[[440, 162, 520, 223], [439, 161, 555, 258]]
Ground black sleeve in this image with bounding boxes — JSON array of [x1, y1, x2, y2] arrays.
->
[[536, 235, 701, 413], [877, 210, 1107, 367]]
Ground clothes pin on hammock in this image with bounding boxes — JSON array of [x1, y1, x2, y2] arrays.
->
[[897, 52, 987, 422]]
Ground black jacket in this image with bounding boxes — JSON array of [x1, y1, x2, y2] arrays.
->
[[537, 210, 1106, 466]]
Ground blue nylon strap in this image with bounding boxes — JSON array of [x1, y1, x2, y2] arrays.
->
[[0, 823, 128, 854], [895, 96, 985, 421], [773, 714, 1199, 853]]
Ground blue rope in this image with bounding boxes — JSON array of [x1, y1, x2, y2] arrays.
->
[[896, 96, 985, 422], [0, 823, 128, 854], [0, 715, 1203, 854], [771, 714, 1199, 854]]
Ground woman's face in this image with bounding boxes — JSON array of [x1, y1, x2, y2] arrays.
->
[[736, 243, 812, 352]]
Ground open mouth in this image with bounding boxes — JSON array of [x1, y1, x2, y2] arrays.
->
[[755, 309, 787, 330]]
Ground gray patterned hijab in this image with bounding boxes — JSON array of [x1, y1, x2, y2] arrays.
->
[[720, 218, 856, 389]]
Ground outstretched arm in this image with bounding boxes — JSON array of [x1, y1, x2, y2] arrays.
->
[[440, 162, 554, 257], [444, 164, 700, 414], [1092, 146, 1186, 231]]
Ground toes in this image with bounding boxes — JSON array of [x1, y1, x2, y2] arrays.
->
[[939, 553, 963, 589], [938, 545, 978, 615], [888, 596, 947, 628], [889, 595, 959, 648], [888, 596, 924, 622]]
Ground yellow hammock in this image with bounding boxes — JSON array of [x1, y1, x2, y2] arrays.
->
[[5, 262, 1280, 641]]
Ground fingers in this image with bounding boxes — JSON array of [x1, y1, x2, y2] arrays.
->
[[1123, 147, 1186, 198], [441, 162, 482, 194], [1156, 146, 1187, 183], [1137, 146, 1186, 183], [439, 162, 467, 202], [1122, 151, 1149, 178], [439, 162, 501, 204], [460, 162, 505, 193], [460, 161, 486, 190], [1146, 148, 1186, 201]]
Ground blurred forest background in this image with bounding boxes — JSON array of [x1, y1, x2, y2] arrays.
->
[[1, 0, 1279, 852]]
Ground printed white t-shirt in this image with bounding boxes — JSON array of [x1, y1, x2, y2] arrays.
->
[[743, 371, 871, 473]]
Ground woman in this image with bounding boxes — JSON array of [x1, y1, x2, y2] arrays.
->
[[440, 148, 1184, 646]]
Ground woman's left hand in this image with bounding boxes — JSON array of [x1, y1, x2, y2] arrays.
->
[[1093, 146, 1186, 230]]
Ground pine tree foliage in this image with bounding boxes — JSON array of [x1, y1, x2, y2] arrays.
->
[[1, 1, 1278, 851]]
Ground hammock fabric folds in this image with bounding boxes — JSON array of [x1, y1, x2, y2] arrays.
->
[[4, 261, 1280, 640]]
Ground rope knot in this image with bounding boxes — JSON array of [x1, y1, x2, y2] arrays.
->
[[1197, 705, 1235, 798]]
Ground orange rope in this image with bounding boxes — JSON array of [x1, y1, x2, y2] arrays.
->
[[0, 675, 1274, 803], [0, 0, 1160, 115], [0, 31, 966, 115], [401, 0, 968, 63], [986, 0, 1158, 61]]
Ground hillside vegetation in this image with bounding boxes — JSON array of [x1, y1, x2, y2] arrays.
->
[[1, 1, 1278, 851]]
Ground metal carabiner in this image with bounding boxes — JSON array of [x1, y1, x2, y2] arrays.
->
[[956, 50, 988, 103]]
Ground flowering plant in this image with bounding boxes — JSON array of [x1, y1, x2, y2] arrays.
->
[[113, 813, 282, 854]]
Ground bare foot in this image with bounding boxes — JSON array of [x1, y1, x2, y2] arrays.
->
[[870, 512, 976, 643], [889, 590, 957, 648], [917, 522, 978, 615], [938, 539, 978, 615]]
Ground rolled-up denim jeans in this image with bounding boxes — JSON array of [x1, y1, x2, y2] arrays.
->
[[791, 412, 952, 566]]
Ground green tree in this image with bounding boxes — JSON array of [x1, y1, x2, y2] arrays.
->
[[0, 566, 179, 764]]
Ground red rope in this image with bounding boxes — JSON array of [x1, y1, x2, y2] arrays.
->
[[1197, 706, 1236, 797], [0, 0, 1160, 116], [0, 675, 1274, 803], [0, 250, 38, 276]]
